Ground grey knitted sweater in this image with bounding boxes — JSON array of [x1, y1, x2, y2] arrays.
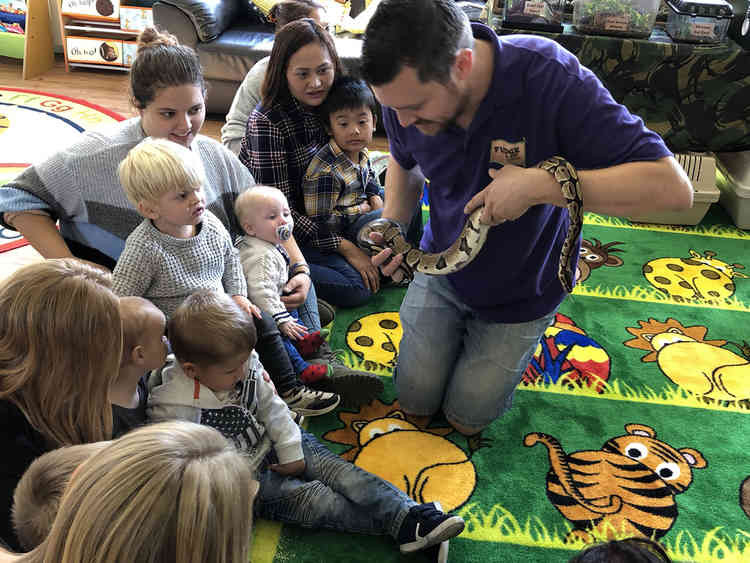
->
[[0, 118, 253, 261], [112, 211, 247, 319]]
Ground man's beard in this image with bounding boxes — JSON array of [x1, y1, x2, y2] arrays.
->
[[414, 89, 470, 136]]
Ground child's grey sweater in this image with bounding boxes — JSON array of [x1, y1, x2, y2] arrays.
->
[[112, 211, 247, 319]]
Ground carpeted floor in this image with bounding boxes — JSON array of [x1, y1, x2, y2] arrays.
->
[[3, 86, 750, 562], [278, 204, 750, 563], [0, 87, 124, 258]]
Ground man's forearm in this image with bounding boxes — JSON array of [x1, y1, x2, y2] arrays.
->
[[383, 156, 425, 227], [532, 157, 693, 217]]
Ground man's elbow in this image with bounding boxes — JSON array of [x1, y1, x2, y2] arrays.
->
[[659, 157, 694, 211]]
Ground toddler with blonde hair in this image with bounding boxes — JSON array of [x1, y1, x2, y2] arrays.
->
[[113, 137, 255, 320]]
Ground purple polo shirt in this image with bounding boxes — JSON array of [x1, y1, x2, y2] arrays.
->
[[383, 23, 671, 323]]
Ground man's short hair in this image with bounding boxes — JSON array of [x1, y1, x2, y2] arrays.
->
[[361, 0, 474, 87], [118, 137, 206, 206], [168, 290, 257, 367]]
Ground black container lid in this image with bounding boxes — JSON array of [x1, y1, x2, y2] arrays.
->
[[666, 0, 734, 18]]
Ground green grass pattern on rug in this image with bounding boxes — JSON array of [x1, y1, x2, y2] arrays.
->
[[254, 204, 750, 563]]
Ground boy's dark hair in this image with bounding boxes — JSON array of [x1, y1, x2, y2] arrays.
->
[[168, 290, 257, 367], [361, 0, 474, 87], [568, 538, 672, 563], [261, 19, 343, 110], [319, 76, 378, 124], [269, 0, 325, 31]]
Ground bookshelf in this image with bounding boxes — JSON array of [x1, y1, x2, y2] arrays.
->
[[57, 0, 151, 71]]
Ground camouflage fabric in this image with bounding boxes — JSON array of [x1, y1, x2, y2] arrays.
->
[[496, 25, 750, 153]]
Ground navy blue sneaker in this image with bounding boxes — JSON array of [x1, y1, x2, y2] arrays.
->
[[397, 502, 464, 554]]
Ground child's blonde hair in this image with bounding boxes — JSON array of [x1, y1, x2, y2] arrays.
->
[[119, 296, 164, 366], [118, 137, 206, 206], [0, 258, 121, 446], [234, 185, 288, 229], [169, 289, 257, 367], [12, 442, 110, 551], [19, 421, 258, 563]]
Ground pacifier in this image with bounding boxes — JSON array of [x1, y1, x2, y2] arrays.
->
[[276, 223, 292, 241]]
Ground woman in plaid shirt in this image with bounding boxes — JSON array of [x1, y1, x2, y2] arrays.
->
[[239, 20, 379, 308]]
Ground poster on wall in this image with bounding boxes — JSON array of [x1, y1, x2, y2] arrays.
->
[[62, 0, 120, 21]]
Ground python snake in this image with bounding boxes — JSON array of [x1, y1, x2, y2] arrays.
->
[[357, 156, 583, 292]]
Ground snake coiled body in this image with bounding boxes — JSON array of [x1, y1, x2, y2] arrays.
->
[[357, 156, 583, 291], [357, 207, 489, 280]]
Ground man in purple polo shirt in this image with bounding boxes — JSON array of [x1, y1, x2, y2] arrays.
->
[[360, 0, 692, 437]]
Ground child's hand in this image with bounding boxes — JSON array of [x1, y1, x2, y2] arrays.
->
[[369, 195, 384, 211], [269, 459, 306, 476], [360, 201, 372, 214], [280, 319, 309, 340], [232, 295, 262, 319]]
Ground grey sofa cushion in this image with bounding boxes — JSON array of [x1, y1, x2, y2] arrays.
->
[[157, 0, 240, 41]]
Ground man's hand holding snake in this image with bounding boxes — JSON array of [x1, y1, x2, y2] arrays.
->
[[464, 164, 560, 225]]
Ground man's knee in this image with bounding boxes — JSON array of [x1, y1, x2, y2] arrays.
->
[[446, 416, 487, 437]]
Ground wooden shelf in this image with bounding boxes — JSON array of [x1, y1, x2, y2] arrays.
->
[[69, 61, 129, 71]]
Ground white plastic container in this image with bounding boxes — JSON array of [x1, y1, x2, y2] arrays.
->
[[715, 151, 750, 230], [629, 152, 719, 225], [573, 0, 660, 38]]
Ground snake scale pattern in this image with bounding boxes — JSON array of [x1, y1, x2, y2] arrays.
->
[[357, 156, 583, 293]]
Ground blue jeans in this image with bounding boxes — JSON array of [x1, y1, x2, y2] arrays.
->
[[395, 273, 557, 429], [302, 210, 383, 309], [281, 309, 310, 375], [256, 430, 416, 538], [296, 281, 321, 332]]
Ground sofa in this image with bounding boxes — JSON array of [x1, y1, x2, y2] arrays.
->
[[152, 0, 365, 115]]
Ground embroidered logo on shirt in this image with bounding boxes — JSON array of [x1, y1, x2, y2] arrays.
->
[[490, 139, 526, 167]]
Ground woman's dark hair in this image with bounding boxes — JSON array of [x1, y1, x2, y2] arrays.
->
[[361, 0, 473, 86], [269, 0, 325, 31], [261, 18, 343, 110], [568, 538, 673, 563], [130, 27, 206, 109], [319, 76, 378, 124]]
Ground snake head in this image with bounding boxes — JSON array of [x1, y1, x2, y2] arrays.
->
[[356, 218, 403, 246]]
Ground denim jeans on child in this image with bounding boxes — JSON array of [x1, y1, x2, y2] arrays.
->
[[281, 309, 311, 374], [395, 273, 557, 429], [255, 430, 417, 538]]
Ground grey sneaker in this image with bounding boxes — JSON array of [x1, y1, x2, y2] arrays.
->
[[282, 384, 340, 416], [317, 298, 336, 327], [308, 342, 384, 409]]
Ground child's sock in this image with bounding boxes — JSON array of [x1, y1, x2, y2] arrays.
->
[[294, 330, 326, 358], [299, 363, 333, 384]]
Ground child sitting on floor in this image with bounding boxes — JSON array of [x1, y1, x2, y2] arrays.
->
[[113, 137, 339, 417], [147, 290, 465, 561], [111, 296, 168, 437], [112, 137, 254, 319], [301, 76, 387, 304], [235, 185, 332, 384]]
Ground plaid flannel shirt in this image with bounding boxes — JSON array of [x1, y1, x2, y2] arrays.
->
[[302, 140, 381, 251], [239, 97, 328, 245]]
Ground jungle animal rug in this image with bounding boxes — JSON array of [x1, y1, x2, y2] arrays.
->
[[256, 203, 750, 563]]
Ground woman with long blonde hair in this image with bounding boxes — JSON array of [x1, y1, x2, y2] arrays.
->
[[17, 421, 258, 563], [0, 258, 122, 550]]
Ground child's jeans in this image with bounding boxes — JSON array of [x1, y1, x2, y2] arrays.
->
[[255, 430, 417, 538], [281, 309, 310, 374]]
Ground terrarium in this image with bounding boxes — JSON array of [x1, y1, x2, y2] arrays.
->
[[665, 0, 733, 42], [573, 0, 661, 37], [503, 0, 564, 32]]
